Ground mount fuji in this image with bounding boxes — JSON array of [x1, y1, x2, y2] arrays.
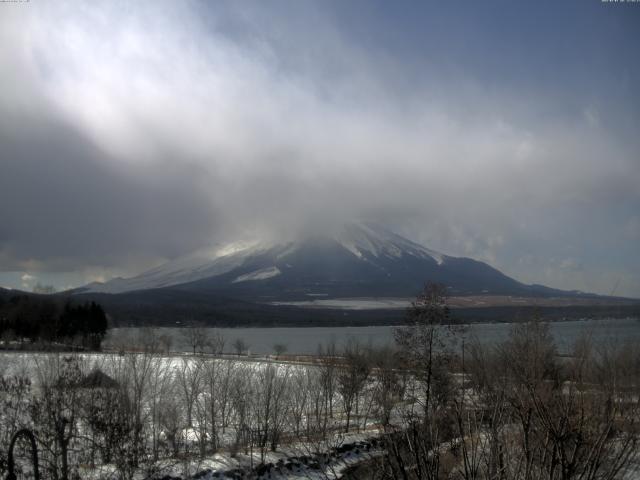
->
[[81, 223, 562, 300]]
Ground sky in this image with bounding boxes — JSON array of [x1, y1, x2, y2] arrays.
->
[[0, 0, 639, 297]]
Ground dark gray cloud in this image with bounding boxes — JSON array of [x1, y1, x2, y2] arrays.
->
[[0, 113, 218, 272], [0, 1, 639, 296]]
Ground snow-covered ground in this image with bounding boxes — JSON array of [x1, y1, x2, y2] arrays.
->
[[270, 297, 411, 310], [3, 343, 640, 480], [0, 351, 391, 479]]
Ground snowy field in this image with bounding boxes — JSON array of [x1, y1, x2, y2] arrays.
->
[[2, 320, 640, 479], [0, 351, 396, 479]]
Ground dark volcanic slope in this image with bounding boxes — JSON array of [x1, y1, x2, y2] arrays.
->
[[177, 237, 545, 300], [83, 223, 571, 300]]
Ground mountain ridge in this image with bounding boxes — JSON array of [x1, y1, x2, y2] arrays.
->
[[80, 222, 576, 300]]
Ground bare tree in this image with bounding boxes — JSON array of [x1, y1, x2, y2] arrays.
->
[[267, 365, 290, 452], [136, 327, 164, 353], [371, 346, 404, 429], [229, 365, 253, 456], [232, 338, 248, 356], [193, 356, 233, 457], [305, 363, 332, 440], [106, 350, 155, 475], [288, 368, 311, 437], [147, 355, 174, 461], [182, 323, 208, 355], [394, 282, 455, 418], [318, 340, 338, 422], [177, 357, 203, 429], [451, 322, 640, 480], [254, 364, 280, 460], [0, 370, 32, 479], [31, 354, 85, 480], [206, 329, 225, 355], [217, 360, 236, 435], [377, 283, 460, 480], [337, 341, 371, 433], [273, 343, 288, 357], [157, 389, 182, 458], [202, 358, 223, 452]]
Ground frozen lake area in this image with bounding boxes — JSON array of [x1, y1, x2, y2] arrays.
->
[[104, 317, 640, 355]]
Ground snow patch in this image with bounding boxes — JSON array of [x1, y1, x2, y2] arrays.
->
[[232, 266, 281, 283], [272, 297, 412, 310], [335, 222, 446, 265], [340, 242, 363, 259]]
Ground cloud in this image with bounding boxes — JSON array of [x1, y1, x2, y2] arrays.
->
[[21, 273, 36, 290], [624, 216, 640, 240], [0, 1, 639, 296]]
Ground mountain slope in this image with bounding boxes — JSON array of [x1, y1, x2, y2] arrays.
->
[[81, 223, 566, 300]]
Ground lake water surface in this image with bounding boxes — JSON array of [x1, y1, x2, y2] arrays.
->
[[105, 317, 640, 355]]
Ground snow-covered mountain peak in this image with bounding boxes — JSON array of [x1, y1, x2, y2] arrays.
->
[[73, 222, 567, 302], [333, 222, 446, 265], [80, 223, 452, 294]]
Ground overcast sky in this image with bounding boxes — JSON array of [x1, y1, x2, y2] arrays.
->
[[1, 0, 639, 297]]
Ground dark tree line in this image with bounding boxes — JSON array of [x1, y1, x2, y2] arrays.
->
[[0, 295, 108, 350]]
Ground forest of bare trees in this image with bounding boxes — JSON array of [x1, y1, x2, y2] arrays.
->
[[349, 286, 640, 480], [0, 287, 638, 479]]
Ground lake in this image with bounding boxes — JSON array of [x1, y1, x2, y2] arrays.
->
[[104, 317, 640, 355]]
